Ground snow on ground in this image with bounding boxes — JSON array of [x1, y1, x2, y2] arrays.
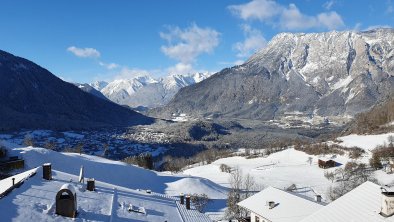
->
[[184, 132, 394, 205], [0, 143, 228, 219], [2, 131, 393, 220], [336, 132, 394, 151], [184, 148, 344, 202], [172, 113, 189, 122], [0, 168, 211, 222]]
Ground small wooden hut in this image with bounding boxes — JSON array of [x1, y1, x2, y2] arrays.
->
[[318, 159, 336, 169]]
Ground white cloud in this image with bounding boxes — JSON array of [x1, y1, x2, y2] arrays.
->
[[280, 4, 318, 30], [99, 62, 119, 70], [160, 23, 220, 64], [229, 0, 345, 31], [353, 22, 362, 31], [316, 11, 345, 30], [323, 0, 335, 10], [67, 46, 101, 58], [228, 0, 282, 22], [167, 63, 194, 75], [364, 25, 392, 31], [387, 0, 393, 14], [113, 67, 153, 80], [233, 24, 267, 58], [234, 60, 245, 66], [280, 4, 344, 30]]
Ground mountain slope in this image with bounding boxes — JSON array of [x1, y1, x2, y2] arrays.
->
[[73, 83, 108, 100], [0, 50, 154, 130], [96, 73, 212, 108], [155, 29, 394, 120]]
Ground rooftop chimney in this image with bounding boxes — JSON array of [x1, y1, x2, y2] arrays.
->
[[87, 178, 95, 191], [381, 187, 394, 217], [315, 195, 322, 203], [186, 195, 191, 210], [180, 193, 184, 205], [267, 201, 275, 209], [43, 163, 52, 180]]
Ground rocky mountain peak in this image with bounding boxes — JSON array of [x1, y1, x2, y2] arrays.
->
[[154, 29, 394, 123]]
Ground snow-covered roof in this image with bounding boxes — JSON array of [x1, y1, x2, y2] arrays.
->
[[59, 183, 76, 195], [301, 181, 394, 222], [0, 167, 212, 222], [237, 186, 323, 222]]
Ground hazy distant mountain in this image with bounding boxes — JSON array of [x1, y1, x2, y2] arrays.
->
[[91, 73, 212, 108], [155, 29, 394, 120], [73, 83, 108, 100], [0, 50, 154, 130], [90, 80, 108, 91]]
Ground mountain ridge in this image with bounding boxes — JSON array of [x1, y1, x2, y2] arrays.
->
[[0, 49, 154, 130], [90, 72, 212, 108], [153, 28, 394, 121]]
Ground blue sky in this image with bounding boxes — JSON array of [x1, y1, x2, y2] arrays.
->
[[0, 0, 392, 83]]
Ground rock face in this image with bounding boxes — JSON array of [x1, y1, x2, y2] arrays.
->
[[0, 50, 154, 130], [156, 29, 394, 120], [92, 73, 212, 109]]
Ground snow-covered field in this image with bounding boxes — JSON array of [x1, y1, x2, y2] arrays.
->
[[184, 132, 394, 204], [336, 132, 394, 151], [1, 132, 393, 220]]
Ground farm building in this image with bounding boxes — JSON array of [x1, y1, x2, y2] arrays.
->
[[318, 158, 337, 169], [237, 186, 324, 222]]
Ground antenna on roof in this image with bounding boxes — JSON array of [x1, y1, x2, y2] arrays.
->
[[78, 166, 84, 184]]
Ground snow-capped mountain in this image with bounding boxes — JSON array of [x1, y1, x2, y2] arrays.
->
[[155, 28, 394, 120], [90, 80, 108, 91], [91, 72, 212, 108]]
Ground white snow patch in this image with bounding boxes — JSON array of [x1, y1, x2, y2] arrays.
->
[[336, 133, 394, 151], [331, 75, 353, 91]]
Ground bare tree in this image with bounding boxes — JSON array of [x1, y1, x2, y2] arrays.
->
[[324, 170, 335, 183], [226, 167, 262, 220], [190, 193, 211, 212], [388, 135, 394, 147], [307, 157, 313, 166], [23, 135, 35, 147], [327, 162, 376, 201], [44, 140, 56, 150]]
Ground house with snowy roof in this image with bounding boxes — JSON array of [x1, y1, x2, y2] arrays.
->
[[237, 186, 324, 222], [0, 164, 212, 222], [301, 181, 394, 222]]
